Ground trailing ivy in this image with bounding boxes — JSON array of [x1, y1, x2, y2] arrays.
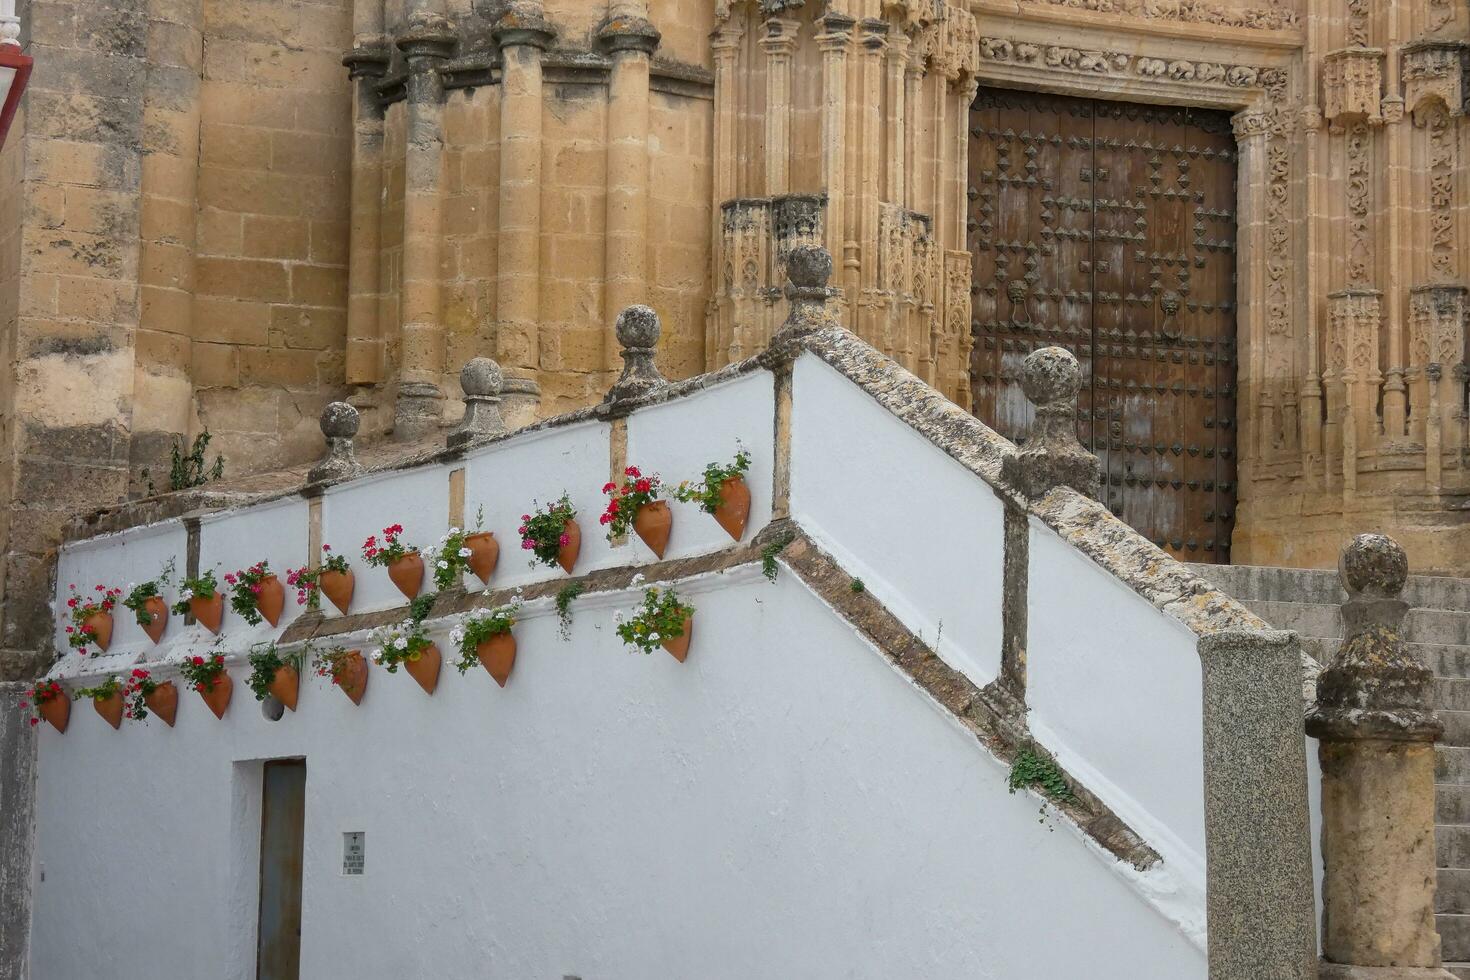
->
[[1008, 748, 1075, 805], [760, 532, 795, 583], [555, 582, 584, 641], [143, 429, 224, 495]]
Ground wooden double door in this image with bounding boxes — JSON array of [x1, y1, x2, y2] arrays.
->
[[968, 89, 1239, 563]]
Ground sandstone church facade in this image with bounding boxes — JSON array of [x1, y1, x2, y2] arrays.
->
[[1, 0, 1467, 673]]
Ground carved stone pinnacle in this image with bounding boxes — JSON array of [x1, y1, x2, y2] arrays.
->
[[308, 402, 365, 484], [1001, 347, 1101, 500], [772, 244, 841, 342], [604, 305, 667, 404], [447, 357, 508, 450]]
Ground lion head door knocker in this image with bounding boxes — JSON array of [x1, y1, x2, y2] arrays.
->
[[1007, 277, 1033, 329], [1159, 290, 1183, 342]]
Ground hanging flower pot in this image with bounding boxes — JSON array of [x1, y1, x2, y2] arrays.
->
[[268, 664, 299, 711], [334, 649, 369, 705], [662, 614, 694, 663], [673, 449, 753, 542], [476, 634, 517, 687], [200, 674, 233, 719], [519, 496, 579, 573], [403, 644, 441, 695], [62, 583, 123, 657], [557, 519, 581, 575], [191, 593, 224, 634], [387, 552, 424, 600], [93, 690, 124, 729], [633, 501, 672, 558], [713, 476, 751, 542], [465, 532, 499, 585], [82, 611, 114, 652], [255, 574, 286, 627], [24, 680, 69, 733], [144, 680, 178, 727], [141, 596, 169, 644], [319, 568, 355, 615]]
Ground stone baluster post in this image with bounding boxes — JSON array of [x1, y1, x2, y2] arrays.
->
[[771, 245, 840, 344], [604, 306, 667, 404], [1002, 347, 1102, 500], [308, 403, 366, 485], [447, 358, 508, 450], [343, 0, 390, 388], [1308, 533, 1455, 979]]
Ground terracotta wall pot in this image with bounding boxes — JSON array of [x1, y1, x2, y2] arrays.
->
[[335, 651, 369, 705], [320, 569, 355, 616], [465, 532, 499, 585], [256, 574, 286, 627], [94, 691, 124, 729], [633, 501, 672, 558], [141, 596, 169, 644], [403, 644, 441, 695], [200, 673, 233, 719], [144, 681, 178, 727], [39, 696, 69, 734], [661, 614, 694, 663], [191, 593, 225, 634], [476, 632, 517, 688], [714, 476, 752, 542], [268, 664, 299, 711], [557, 519, 581, 575], [388, 551, 425, 601], [82, 611, 114, 652]]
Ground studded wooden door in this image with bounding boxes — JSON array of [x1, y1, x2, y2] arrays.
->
[[968, 89, 1239, 563]]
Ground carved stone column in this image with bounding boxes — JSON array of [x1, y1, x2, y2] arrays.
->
[[1002, 347, 1102, 500], [1327, 290, 1383, 493], [342, 35, 390, 388], [1409, 285, 1468, 489], [494, 3, 557, 424], [816, 14, 853, 312], [1308, 533, 1455, 979], [393, 8, 456, 441], [604, 305, 668, 404], [760, 16, 798, 197]]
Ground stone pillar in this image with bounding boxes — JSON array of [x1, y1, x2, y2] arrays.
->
[[604, 305, 667, 404], [393, 8, 455, 441], [816, 15, 853, 298], [760, 16, 798, 197], [307, 402, 366, 485], [1307, 533, 1455, 979], [447, 357, 508, 450], [597, 12, 659, 375], [493, 3, 556, 423], [1002, 347, 1102, 500], [342, 2, 390, 388]]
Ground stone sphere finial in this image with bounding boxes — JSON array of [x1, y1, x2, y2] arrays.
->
[[787, 244, 833, 289], [616, 305, 661, 350], [320, 401, 361, 439], [1339, 532, 1409, 599], [460, 357, 504, 398], [1020, 347, 1082, 407]]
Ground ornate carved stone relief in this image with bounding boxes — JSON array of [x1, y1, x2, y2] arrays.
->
[[977, 36, 1272, 89], [1010, 0, 1298, 31], [1328, 290, 1382, 383], [1424, 105, 1457, 284], [1322, 48, 1384, 123], [1402, 42, 1467, 121], [1409, 285, 1467, 371], [1344, 122, 1372, 288]]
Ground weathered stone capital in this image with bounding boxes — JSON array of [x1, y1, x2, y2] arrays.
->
[[396, 11, 457, 63], [343, 43, 391, 79], [1001, 347, 1102, 500], [447, 357, 507, 450], [595, 14, 661, 57], [1309, 533, 1442, 743], [308, 402, 366, 485], [494, 3, 557, 51], [393, 380, 446, 442], [604, 305, 668, 404]]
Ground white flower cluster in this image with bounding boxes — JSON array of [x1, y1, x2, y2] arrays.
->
[[367, 618, 421, 664], [428, 526, 476, 571]]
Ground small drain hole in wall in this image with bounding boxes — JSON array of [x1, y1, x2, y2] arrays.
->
[[261, 696, 284, 722]]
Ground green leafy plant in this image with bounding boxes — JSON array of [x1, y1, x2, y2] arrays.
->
[[286, 545, 350, 610], [74, 675, 122, 702], [122, 559, 176, 628], [172, 569, 220, 615], [849, 578, 865, 594], [246, 642, 302, 702], [62, 583, 121, 656], [143, 429, 224, 495], [672, 448, 751, 515], [615, 587, 694, 654], [1008, 747, 1075, 805], [555, 582, 584, 641], [519, 495, 576, 567], [760, 532, 794, 583], [600, 465, 663, 541], [224, 561, 274, 626], [448, 602, 520, 674], [19, 679, 66, 728], [122, 668, 160, 721], [178, 652, 228, 695], [368, 619, 434, 673], [409, 592, 437, 624]]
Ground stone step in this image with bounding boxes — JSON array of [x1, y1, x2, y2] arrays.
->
[[1439, 784, 1470, 825], [1440, 824, 1470, 870], [1440, 746, 1470, 785], [1440, 869, 1470, 913], [1443, 710, 1470, 748], [1446, 965, 1470, 980], [1188, 562, 1470, 612], [1242, 600, 1470, 649], [1443, 913, 1470, 963]]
